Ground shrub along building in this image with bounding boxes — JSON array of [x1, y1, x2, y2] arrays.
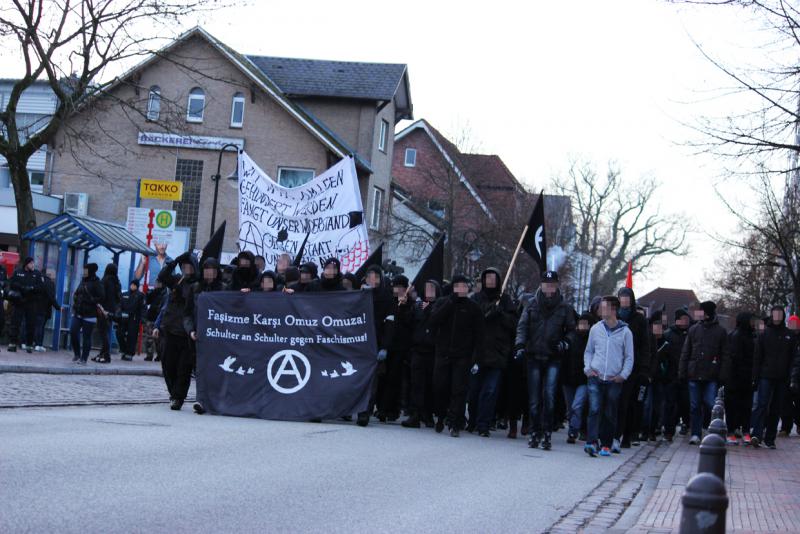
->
[[44, 26, 412, 259]]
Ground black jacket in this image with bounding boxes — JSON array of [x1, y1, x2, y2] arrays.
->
[[9, 268, 44, 305], [428, 293, 484, 362], [679, 318, 728, 382], [563, 329, 590, 387], [471, 282, 516, 369], [722, 313, 755, 389], [384, 298, 415, 354], [145, 287, 166, 322], [37, 276, 59, 316], [410, 281, 442, 353], [661, 325, 689, 384], [184, 273, 226, 336], [72, 275, 105, 318], [754, 321, 795, 382], [120, 290, 146, 323], [370, 284, 394, 352], [649, 334, 668, 383], [101, 275, 122, 313], [156, 255, 198, 337], [515, 289, 575, 361], [618, 307, 651, 379]]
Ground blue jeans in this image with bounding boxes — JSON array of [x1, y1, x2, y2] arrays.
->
[[527, 360, 560, 435], [751, 378, 786, 444], [587, 377, 622, 448], [468, 367, 503, 432], [688, 380, 717, 438], [562, 384, 588, 435], [70, 316, 95, 362]]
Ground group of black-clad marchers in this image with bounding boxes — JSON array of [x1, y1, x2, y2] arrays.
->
[[6, 250, 800, 456]]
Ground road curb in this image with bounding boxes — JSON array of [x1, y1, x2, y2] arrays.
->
[[0, 364, 163, 377]]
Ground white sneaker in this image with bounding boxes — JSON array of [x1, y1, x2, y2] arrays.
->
[[34, 346, 46, 352], [611, 439, 621, 454], [689, 435, 700, 445], [20, 344, 28, 350]]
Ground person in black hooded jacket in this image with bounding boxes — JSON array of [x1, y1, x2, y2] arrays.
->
[[255, 270, 278, 292], [723, 312, 755, 444], [750, 305, 794, 448], [69, 263, 104, 363], [562, 312, 594, 442], [376, 274, 414, 421], [231, 251, 259, 292], [308, 258, 345, 292], [467, 267, 517, 437], [7, 257, 44, 353], [143, 279, 166, 361], [118, 279, 146, 361], [93, 263, 122, 363], [402, 279, 441, 429]]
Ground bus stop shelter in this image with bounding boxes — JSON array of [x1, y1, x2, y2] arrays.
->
[[22, 213, 153, 350]]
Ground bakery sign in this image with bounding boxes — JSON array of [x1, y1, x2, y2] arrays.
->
[[138, 131, 245, 151]]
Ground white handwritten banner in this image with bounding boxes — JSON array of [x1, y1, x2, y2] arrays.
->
[[237, 151, 370, 273]]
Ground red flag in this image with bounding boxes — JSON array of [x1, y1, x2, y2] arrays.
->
[[625, 260, 633, 289]]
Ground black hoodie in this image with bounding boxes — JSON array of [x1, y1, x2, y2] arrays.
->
[[184, 257, 225, 336], [617, 287, 651, 379], [411, 280, 441, 352], [156, 252, 198, 337], [515, 287, 575, 361], [563, 312, 594, 387], [754, 307, 794, 382], [722, 312, 755, 388], [471, 267, 516, 369], [231, 251, 259, 291], [100, 264, 122, 314], [255, 270, 278, 292]]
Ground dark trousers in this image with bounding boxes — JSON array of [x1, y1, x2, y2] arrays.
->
[[34, 312, 47, 347], [409, 349, 435, 420], [69, 316, 95, 362], [9, 303, 37, 346], [162, 332, 195, 401], [378, 349, 406, 417], [467, 366, 503, 432], [726, 384, 753, 435], [434, 355, 470, 429], [587, 377, 623, 448], [616, 375, 645, 443], [751, 378, 786, 443], [503, 357, 527, 422], [96, 313, 111, 356], [659, 382, 680, 437], [118, 319, 141, 355], [527, 359, 560, 435], [779, 385, 799, 434]]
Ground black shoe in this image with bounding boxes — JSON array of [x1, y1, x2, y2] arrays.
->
[[192, 402, 206, 415], [479, 430, 490, 438], [567, 433, 577, 444], [356, 413, 369, 427], [98, 357, 110, 364], [542, 432, 552, 450], [578, 432, 587, 442], [449, 427, 460, 438], [72, 355, 80, 362], [679, 424, 688, 436], [497, 420, 508, 430], [401, 415, 421, 428], [154, 356, 161, 362], [435, 419, 445, 433], [144, 355, 153, 361], [7, 344, 16, 352], [751, 436, 760, 448], [170, 399, 183, 411], [90, 355, 100, 362], [621, 440, 631, 449], [766, 442, 777, 449], [528, 433, 541, 449], [376, 411, 387, 423], [121, 354, 133, 361], [466, 424, 476, 433], [423, 416, 435, 428], [340, 415, 353, 422], [26, 346, 32, 354]]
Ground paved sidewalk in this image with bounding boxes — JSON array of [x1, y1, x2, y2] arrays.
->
[[0, 348, 162, 375], [627, 433, 800, 533]]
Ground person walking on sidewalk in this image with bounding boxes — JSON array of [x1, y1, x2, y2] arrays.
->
[[660, 309, 691, 441], [69, 263, 104, 364], [118, 279, 146, 361], [750, 305, 794, 448], [722, 312, 756, 445], [143, 279, 165, 362], [679, 300, 728, 445], [563, 312, 594, 443], [583, 296, 634, 457], [93, 263, 121, 363]]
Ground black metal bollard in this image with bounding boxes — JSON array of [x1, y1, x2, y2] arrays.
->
[[708, 418, 727, 439], [711, 402, 725, 422], [680, 472, 728, 534], [698, 433, 727, 481]]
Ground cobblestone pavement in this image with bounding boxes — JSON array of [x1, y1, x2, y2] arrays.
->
[[0, 348, 161, 375], [0, 373, 194, 407]]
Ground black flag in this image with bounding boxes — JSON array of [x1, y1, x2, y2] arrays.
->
[[293, 232, 311, 266], [520, 191, 547, 273], [202, 221, 226, 261], [354, 243, 383, 281], [412, 233, 445, 296]]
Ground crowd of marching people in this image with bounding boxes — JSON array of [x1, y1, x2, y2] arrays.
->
[[3, 249, 800, 457]]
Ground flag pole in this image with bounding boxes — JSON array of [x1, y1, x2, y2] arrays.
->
[[501, 224, 529, 294]]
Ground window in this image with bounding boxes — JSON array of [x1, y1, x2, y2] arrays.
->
[[29, 170, 45, 192], [278, 167, 315, 188], [404, 148, 416, 167], [427, 199, 445, 219], [370, 186, 384, 230], [174, 159, 204, 247], [146, 86, 161, 121], [186, 87, 205, 123], [378, 119, 388, 152], [230, 92, 245, 128]]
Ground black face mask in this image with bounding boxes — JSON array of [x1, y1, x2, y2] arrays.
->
[[237, 266, 254, 282]]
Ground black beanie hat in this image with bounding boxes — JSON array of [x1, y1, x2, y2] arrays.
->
[[130, 279, 140, 288], [451, 274, 470, 285], [700, 301, 717, 317], [86, 263, 99, 276], [674, 308, 690, 321], [392, 275, 409, 288], [323, 257, 341, 270]]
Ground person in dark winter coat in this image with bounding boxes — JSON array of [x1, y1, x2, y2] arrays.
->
[[428, 274, 484, 437], [642, 317, 668, 441], [308, 258, 345, 292], [154, 253, 198, 410], [69, 263, 104, 363], [7, 257, 44, 353], [289, 263, 317, 293], [231, 251, 259, 292], [723, 312, 755, 444], [143, 279, 166, 361], [562, 312, 594, 442], [515, 271, 576, 450], [467, 268, 517, 437], [33, 269, 59, 351], [375, 274, 414, 421], [402, 280, 441, 429], [93, 263, 122, 363], [342, 272, 361, 290], [118, 279, 146, 360], [781, 315, 800, 436], [661, 309, 691, 441], [679, 300, 728, 444], [615, 287, 651, 449], [255, 270, 278, 292], [750, 305, 794, 448]]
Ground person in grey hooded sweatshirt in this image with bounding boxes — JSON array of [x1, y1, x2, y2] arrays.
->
[[583, 296, 634, 457]]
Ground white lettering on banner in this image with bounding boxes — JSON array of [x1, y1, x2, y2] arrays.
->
[[138, 131, 244, 151], [237, 151, 370, 273]]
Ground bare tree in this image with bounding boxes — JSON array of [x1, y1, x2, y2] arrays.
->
[[552, 160, 689, 296], [0, 0, 225, 256]]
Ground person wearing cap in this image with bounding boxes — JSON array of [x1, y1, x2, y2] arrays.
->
[[69, 263, 105, 363], [429, 273, 484, 437], [514, 270, 576, 451], [723, 312, 756, 445], [661, 309, 691, 441], [402, 280, 441, 429], [679, 300, 728, 445], [308, 258, 345, 292], [7, 257, 44, 353], [117, 279, 146, 361], [376, 274, 414, 422], [750, 305, 794, 448]]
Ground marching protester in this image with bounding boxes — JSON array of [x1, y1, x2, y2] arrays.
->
[[308, 258, 345, 292], [780, 315, 800, 436], [0, 259, 7, 342], [750, 305, 794, 448], [33, 269, 59, 352], [69, 263, 104, 364], [375, 274, 413, 422], [118, 279, 146, 361], [515, 271, 575, 450], [583, 296, 634, 457], [679, 300, 728, 445], [143, 278, 166, 362], [722, 312, 755, 445], [402, 279, 441, 429], [642, 317, 667, 442], [7, 257, 44, 353], [342, 272, 360, 290], [562, 312, 594, 443], [468, 268, 516, 437], [254, 255, 266, 274], [256, 270, 278, 292], [93, 263, 121, 363], [429, 274, 484, 437], [231, 251, 259, 292]]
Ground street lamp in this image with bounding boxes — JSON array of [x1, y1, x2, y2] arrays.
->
[[210, 143, 240, 240]]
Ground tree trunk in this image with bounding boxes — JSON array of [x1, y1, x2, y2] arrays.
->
[[8, 158, 37, 258]]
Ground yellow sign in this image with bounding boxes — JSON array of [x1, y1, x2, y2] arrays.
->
[[140, 179, 183, 201]]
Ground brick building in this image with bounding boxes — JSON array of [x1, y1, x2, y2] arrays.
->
[[45, 26, 412, 256]]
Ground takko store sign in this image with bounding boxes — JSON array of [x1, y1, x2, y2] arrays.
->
[[140, 179, 183, 201]]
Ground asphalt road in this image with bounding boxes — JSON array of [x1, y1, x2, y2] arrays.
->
[[0, 404, 630, 534]]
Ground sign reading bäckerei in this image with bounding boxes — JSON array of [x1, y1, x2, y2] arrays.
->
[[195, 290, 377, 421], [138, 131, 244, 151]]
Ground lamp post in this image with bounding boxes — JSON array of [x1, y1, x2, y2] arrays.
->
[[210, 143, 240, 240]]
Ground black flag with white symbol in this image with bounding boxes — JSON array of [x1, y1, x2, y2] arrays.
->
[[520, 191, 547, 273]]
